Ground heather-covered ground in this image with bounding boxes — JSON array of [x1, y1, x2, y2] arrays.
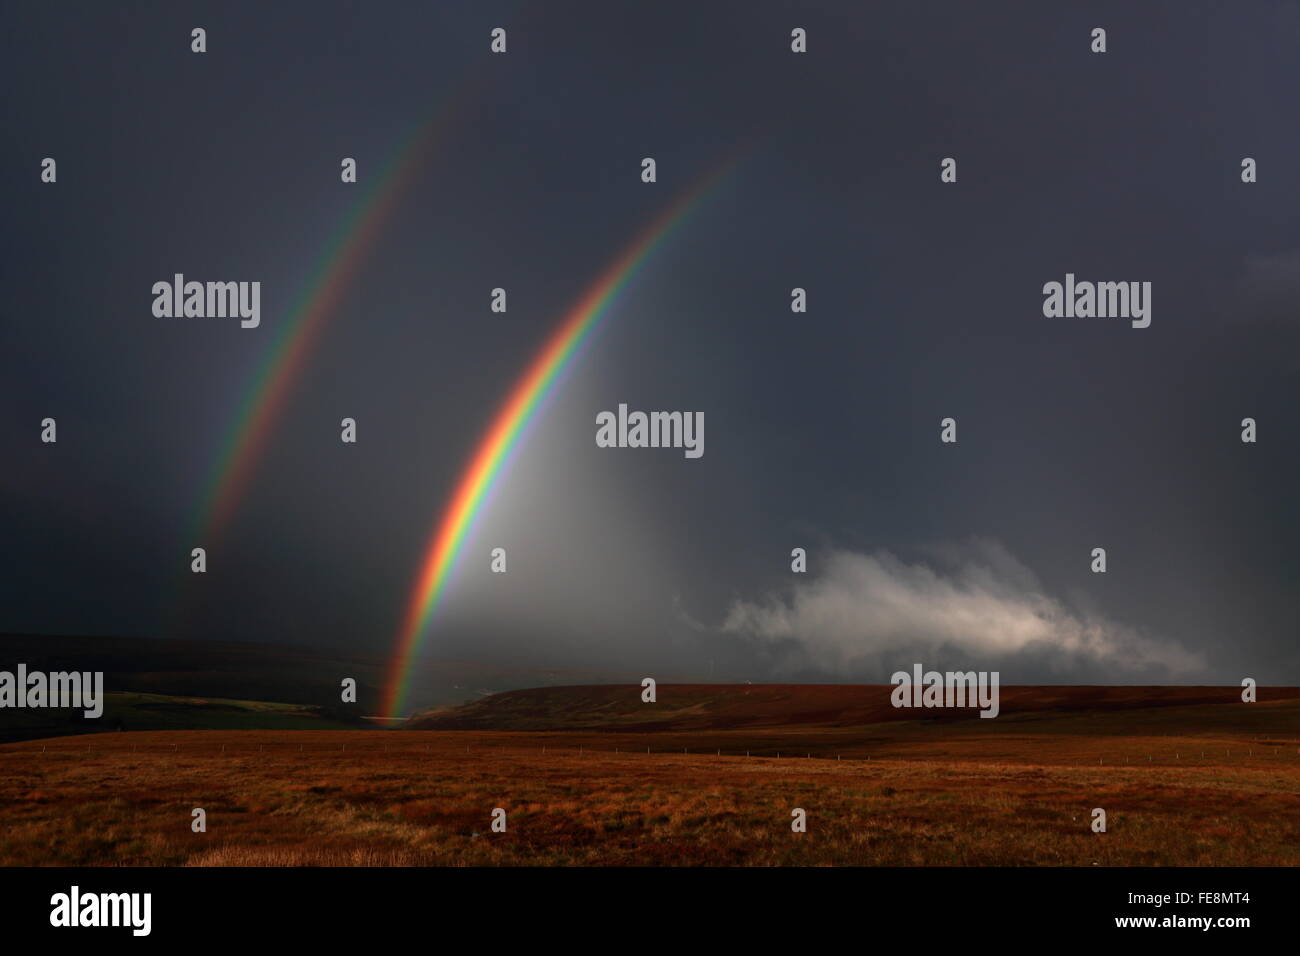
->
[[3, 686, 1298, 866]]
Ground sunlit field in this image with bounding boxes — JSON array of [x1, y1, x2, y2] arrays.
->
[[4, 691, 1300, 866]]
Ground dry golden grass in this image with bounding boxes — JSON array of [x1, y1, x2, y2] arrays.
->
[[2, 724, 1299, 866]]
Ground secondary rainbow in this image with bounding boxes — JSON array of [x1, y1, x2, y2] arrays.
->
[[193, 90, 474, 543], [381, 167, 731, 720]]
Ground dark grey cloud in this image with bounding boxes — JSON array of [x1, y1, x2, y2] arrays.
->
[[1, 2, 1296, 699]]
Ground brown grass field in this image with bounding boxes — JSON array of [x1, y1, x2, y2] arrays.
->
[[2, 685, 1299, 866]]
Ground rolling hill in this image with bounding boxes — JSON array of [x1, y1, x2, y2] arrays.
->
[[405, 682, 1300, 735]]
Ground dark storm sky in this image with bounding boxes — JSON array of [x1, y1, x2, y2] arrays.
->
[[2, 1, 1297, 686]]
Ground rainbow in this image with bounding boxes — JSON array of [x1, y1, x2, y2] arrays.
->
[[192, 88, 478, 543], [169, 110, 461, 638], [381, 165, 733, 720]]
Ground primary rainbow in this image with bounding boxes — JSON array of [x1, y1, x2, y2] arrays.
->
[[381, 166, 731, 720]]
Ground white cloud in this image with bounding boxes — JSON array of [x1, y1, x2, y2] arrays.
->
[[721, 540, 1204, 679]]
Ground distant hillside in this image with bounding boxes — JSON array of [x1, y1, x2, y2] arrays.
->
[[0, 633, 659, 737], [405, 683, 1300, 733], [0, 632, 383, 714], [0, 692, 368, 742]]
